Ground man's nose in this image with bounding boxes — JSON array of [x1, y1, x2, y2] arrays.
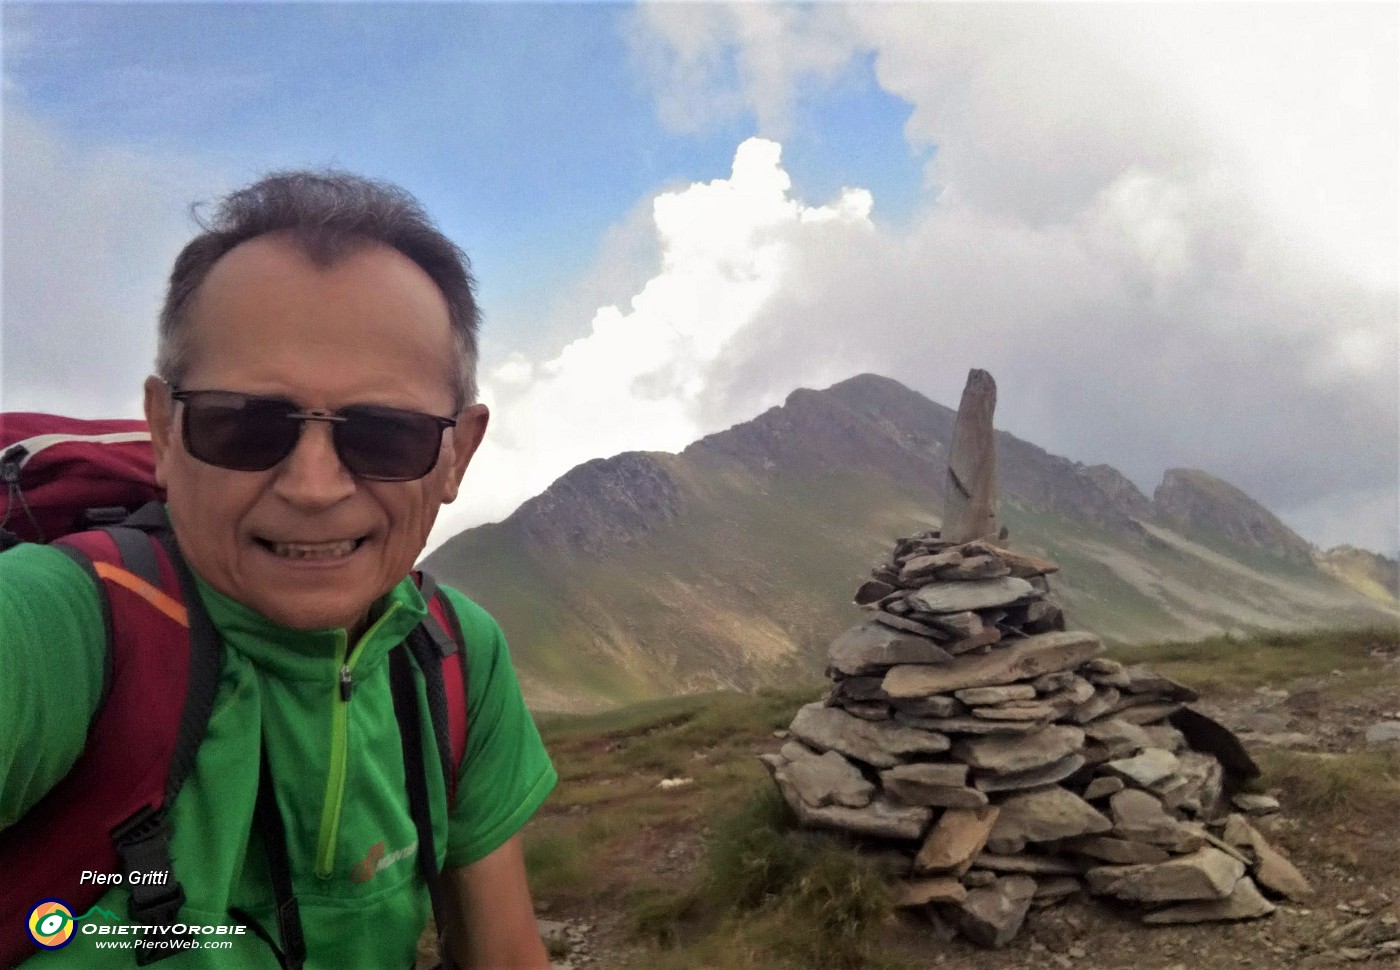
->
[[270, 419, 357, 506]]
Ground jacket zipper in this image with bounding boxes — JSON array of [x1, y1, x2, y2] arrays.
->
[[314, 603, 401, 878]]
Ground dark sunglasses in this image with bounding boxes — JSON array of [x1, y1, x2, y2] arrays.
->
[[170, 388, 457, 482]]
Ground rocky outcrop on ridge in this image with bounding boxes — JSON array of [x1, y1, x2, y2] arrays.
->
[[512, 452, 684, 555], [1153, 468, 1315, 566], [1314, 545, 1400, 604]]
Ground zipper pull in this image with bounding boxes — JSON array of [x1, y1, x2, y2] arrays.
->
[[339, 665, 352, 701]]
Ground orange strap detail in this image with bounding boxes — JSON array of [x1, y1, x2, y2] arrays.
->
[[93, 561, 189, 628]]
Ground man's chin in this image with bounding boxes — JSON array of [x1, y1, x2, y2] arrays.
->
[[250, 592, 374, 635]]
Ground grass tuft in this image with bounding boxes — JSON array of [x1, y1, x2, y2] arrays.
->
[[698, 786, 804, 910], [626, 886, 704, 949], [766, 839, 895, 968], [1258, 748, 1400, 815], [620, 786, 901, 967]]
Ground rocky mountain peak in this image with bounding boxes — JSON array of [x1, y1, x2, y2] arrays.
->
[[686, 374, 953, 482], [1074, 464, 1154, 521], [1152, 468, 1314, 564], [511, 451, 682, 555]]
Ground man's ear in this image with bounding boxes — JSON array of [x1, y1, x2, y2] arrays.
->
[[143, 376, 175, 489], [442, 403, 489, 505]]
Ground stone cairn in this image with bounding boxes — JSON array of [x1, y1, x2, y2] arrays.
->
[[761, 370, 1313, 949]]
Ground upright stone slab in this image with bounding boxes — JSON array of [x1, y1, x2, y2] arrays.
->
[[943, 368, 999, 544], [1241, 823, 1314, 900]]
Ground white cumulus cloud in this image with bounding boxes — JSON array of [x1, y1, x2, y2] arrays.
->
[[436, 5, 1398, 556], [428, 138, 876, 550], [602, 3, 1400, 557]]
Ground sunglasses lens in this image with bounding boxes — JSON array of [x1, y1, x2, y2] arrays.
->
[[183, 393, 300, 471], [335, 406, 444, 481]]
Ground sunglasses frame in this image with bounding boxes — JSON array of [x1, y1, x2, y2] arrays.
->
[[169, 386, 458, 482]]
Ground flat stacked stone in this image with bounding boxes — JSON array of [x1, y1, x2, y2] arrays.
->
[[760, 528, 1308, 950]]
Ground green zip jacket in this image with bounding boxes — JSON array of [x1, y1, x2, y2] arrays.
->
[[0, 542, 557, 967]]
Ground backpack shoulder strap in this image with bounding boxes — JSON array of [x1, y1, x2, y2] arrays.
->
[[408, 570, 469, 808], [0, 503, 221, 967], [396, 572, 468, 970]]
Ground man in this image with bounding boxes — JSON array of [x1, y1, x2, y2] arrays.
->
[[0, 172, 556, 967]]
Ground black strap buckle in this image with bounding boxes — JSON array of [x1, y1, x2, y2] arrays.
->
[[112, 805, 190, 964], [78, 505, 134, 529], [0, 445, 26, 484], [275, 896, 305, 964]]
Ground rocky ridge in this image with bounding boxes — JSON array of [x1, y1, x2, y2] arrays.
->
[[424, 374, 1396, 711], [762, 529, 1315, 949], [511, 452, 684, 556], [1153, 468, 1316, 566]]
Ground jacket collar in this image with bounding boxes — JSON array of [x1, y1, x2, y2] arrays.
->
[[189, 570, 428, 683]]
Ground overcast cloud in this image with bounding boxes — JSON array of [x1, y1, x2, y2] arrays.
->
[[594, 3, 1396, 554]]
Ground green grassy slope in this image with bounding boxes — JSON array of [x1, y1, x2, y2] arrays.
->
[[428, 458, 1396, 710]]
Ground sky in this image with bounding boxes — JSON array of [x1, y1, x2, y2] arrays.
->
[[2, 2, 1396, 559]]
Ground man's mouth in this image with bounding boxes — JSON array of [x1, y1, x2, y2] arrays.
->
[[255, 537, 368, 560]]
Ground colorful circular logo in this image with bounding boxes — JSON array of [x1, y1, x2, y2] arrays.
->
[[27, 899, 76, 950]]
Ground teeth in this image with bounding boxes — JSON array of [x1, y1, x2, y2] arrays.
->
[[269, 540, 357, 559]]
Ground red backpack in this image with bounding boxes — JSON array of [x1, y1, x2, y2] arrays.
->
[[0, 414, 470, 968], [0, 412, 161, 545]]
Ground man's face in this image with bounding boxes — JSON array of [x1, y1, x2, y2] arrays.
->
[[144, 234, 488, 634]]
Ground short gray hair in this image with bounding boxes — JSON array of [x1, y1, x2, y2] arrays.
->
[[157, 170, 479, 409]]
